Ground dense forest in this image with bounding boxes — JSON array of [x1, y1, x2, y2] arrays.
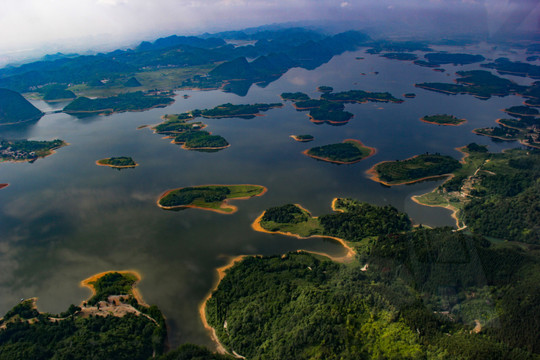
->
[[0, 88, 43, 124], [63, 91, 174, 114], [373, 154, 462, 184], [306, 140, 372, 163], [0, 138, 66, 161], [97, 156, 137, 167]]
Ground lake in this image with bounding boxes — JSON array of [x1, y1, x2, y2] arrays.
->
[[0, 45, 532, 348]]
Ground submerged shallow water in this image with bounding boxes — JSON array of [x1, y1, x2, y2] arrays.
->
[[0, 46, 531, 348]]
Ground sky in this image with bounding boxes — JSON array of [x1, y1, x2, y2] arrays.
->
[[0, 0, 538, 64]]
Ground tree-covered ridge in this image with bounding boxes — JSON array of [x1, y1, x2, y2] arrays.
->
[[206, 230, 540, 359], [0, 88, 44, 124], [173, 130, 230, 150], [63, 91, 174, 115], [504, 105, 540, 117], [0, 271, 168, 359], [197, 102, 282, 119], [280, 92, 310, 101], [0, 138, 66, 162], [257, 198, 412, 242], [481, 57, 540, 79], [415, 70, 526, 99], [158, 184, 266, 213], [369, 153, 462, 185], [414, 146, 539, 243], [421, 114, 466, 126], [305, 139, 375, 164], [321, 89, 403, 103], [96, 156, 138, 168]]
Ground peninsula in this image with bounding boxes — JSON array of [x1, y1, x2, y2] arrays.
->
[[96, 156, 138, 168], [157, 184, 267, 213], [63, 91, 174, 115], [304, 139, 375, 164], [367, 153, 462, 186], [420, 114, 467, 126], [0, 138, 67, 163]]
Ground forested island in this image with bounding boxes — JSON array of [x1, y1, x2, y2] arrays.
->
[[196, 102, 282, 119], [0, 88, 44, 125], [420, 114, 467, 126], [481, 57, 540, 78], [414, 52, 485, 67], [63, 91, 174, 115], [96, 156, 138, 168], [157, 184, 267, 213], [304, 139, 375, 164], [321, 89, 403, 103], [0, 138, 67, 162], [281, 92, 310, 101], [367, 153, 462, 185]]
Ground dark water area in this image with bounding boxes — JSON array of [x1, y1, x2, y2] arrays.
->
[[0, 46, 532, 348]]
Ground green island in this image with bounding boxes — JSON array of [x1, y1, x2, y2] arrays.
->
[[0, 138, 67, 163], [415, 70, 525, 99], [403, 93, 416, 98], [321, 89, 403, 103], [0, 271, 229, 359], [367, 153, 462, 186], [481, 57, 540, 79], [280, 92, 310, 101], [254, 198, 412, 244], [290, 134, 314, 142], [152, 113, 229, 151], [317, 85, 333, 93], [96, 156, 138, 168], [0, 88, 44, 125], [472, 117, 540, 149], [420, 114, 467, 126], [63, 91, 174, 115], [413, 144, 539, 243], [196, 102, 282, 119], [381, 52, 418, 61], [503, 105, 540, 117], [157, 184, 267, 214], [308, 101, 354, 124], [415, 52, 485, 66], [304, 139, 375, 164]]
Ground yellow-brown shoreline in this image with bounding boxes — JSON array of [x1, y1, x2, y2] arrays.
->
[[95, 159, 139, 169], [80, 270, 147, 307], [157, 185, 268, 214], [420, 116, 467, 126]]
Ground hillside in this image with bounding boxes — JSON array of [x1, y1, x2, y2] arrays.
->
[[0, 88, 43, 124]]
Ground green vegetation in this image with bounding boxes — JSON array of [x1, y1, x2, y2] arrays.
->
[[421, 114, 466, 126], [321, 89, 403, 103], [0, 88, 43, 124], [306, 139, 374, 163], [258, 199, 411, 241], [124, 77, 142, 87], [198, 102, 282, 119], [371, 153, 462, 185], [473, 126, 522, 141], [1, 138, 66, 162], [291, 134, 314, 142], [482, 57, 540, 78], [153, 113, 202, 134], [317, 85, 333, 93], [504, 105, 539, 117], [415, 70, 525, 99], [97, 156, 138, 168], [63, 91, 174, 115], [158, 184, 266, 213], [473, 116, 540, 148], [0, 272, 168, 359], [420, 52, 485, 66], [173, 130, 229, 149], [309, 102, 354, 124], [280, 92, 310, 101], [381, 52, 418, 61], [37, 84, 77, 101]]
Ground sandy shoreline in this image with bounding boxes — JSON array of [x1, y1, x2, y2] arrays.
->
[[80, 270, 147, 307], [157, 185, 268, 214], [95, 159, 139, 169], [290, 135, 314, 142], [303, 139, 376, 164]]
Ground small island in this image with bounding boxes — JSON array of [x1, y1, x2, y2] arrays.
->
[[1, 138, 67, 163], [367, 153, 462, 186], [63, 91, 174, 115], [197, 102, 282, 119], [280, 92, 310, 101], [321, 89, 403, 103], [503, 105, 539, 117], [96, 156, 138, 168], [317, 85, 333, 93], [304, 139, 375, 164], [403, 93, 416, 98], [290, 134, 314, 142], [157, 184, 267, 214], [381, 52, 418, 61], [420, 114, 467, 126]]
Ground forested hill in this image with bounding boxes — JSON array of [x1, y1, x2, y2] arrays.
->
[[0, 28, 371, 93], [0, 88, 43, 124]]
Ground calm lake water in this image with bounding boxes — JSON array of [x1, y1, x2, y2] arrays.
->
[[0, 45, 532, 348]]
